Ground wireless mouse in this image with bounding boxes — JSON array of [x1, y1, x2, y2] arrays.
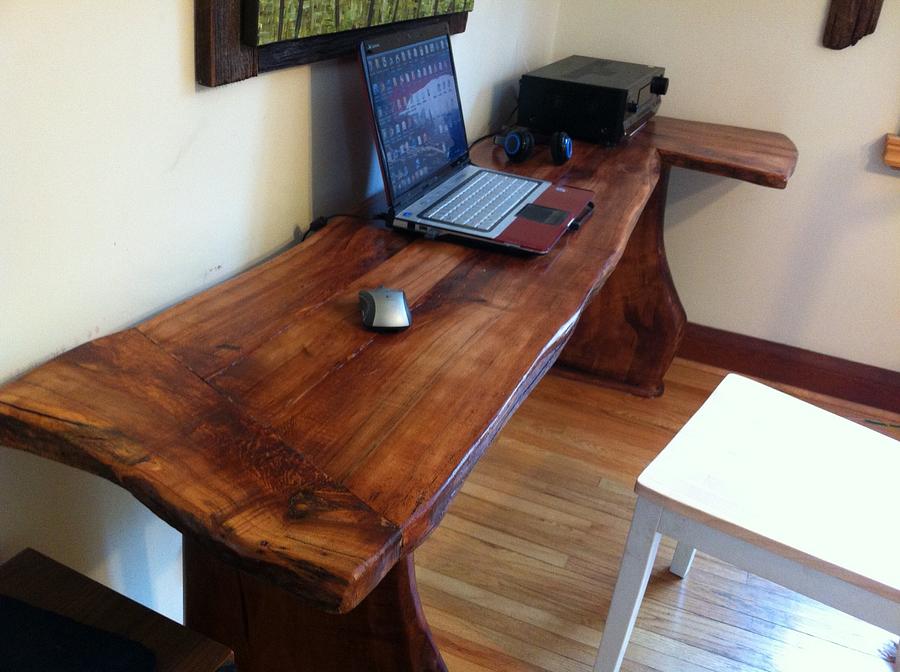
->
[[358, 287, 411, 331]]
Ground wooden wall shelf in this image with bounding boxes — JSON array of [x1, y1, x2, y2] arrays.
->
[[195, 0, 469, 87]]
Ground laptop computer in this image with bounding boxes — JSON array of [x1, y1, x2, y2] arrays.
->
[[359, 24, 594, 254]]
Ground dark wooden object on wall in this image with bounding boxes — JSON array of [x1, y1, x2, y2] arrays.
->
[[823, 0, 885, 49], [196, 0, 258, 87], [195, 0, 468, 87], [0, 118, 796, 669], [0, 549, 232, 672]]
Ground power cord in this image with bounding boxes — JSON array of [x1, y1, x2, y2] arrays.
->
[[468, 104, 519, 151], [299, 212, 391, 243]]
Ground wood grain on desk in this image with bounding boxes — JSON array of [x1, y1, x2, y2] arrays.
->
[[473, 118, 797, 396], [0, 117, 797, 615]]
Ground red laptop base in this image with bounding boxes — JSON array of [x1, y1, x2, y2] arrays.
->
[[496, 184, 595, 254]]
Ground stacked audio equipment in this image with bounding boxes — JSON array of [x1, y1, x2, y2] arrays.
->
[[518, 56, 669, 145]]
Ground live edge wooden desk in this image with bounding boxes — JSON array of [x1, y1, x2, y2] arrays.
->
[[0, 118, 795, 671]]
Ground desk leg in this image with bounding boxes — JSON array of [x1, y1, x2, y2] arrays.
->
[[183, 538, 446, 672], [558, 166, 685, 397]]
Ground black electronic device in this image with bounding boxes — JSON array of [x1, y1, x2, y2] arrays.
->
[[493, 127, 573, 165], [517, 56, 668, 146]]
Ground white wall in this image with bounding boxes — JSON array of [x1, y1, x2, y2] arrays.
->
[[555, 0, 899, 371], [0, 0, 560, 621]]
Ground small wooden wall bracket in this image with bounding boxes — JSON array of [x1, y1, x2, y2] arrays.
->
[[884, 134, 900, 170], [823, 0, 884, 49]]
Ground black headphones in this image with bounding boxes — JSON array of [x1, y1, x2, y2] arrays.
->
[[494, 127, 573, 165]]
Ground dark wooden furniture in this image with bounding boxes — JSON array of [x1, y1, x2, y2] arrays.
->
[[472, 117, 797, 397], [0, 549, 231, 672], [0, 117, 795, 671]]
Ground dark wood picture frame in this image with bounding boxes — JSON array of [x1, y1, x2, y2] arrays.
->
[[195, 0, 469, 87]]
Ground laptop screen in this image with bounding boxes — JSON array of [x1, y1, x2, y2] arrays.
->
[[362, 30, 468, 205]]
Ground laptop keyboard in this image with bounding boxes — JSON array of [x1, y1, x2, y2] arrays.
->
[[422, 171, 539, 231]]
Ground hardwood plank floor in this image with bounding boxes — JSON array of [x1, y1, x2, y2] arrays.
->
[[416, 358, 900, 672]]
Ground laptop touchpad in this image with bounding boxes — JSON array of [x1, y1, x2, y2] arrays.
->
[[517, 204, 568, 226]]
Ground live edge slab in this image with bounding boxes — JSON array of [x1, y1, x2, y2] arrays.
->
[[0, 118, 796, 671]]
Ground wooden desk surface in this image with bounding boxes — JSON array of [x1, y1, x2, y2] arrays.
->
[[0, 117, 796, 614]]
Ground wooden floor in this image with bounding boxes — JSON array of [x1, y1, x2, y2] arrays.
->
[[416, 358, 900, 672]]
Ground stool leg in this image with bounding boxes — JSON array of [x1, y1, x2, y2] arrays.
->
[[669, 541, 696, 578], [593, 497, 663, 672]]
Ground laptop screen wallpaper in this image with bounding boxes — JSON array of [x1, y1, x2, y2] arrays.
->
[[366, 34, 468, 201]]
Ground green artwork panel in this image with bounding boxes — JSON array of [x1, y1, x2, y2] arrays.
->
[[256, 0, 475, 46]]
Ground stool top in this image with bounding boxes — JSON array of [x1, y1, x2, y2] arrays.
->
[[637, 374, 900, 602]]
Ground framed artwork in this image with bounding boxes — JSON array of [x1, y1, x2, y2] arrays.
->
[[251, 0, 476, 46], [196, 0, 474, 87]]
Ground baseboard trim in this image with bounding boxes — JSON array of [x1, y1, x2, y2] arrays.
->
[[677, 323, 900, 414]]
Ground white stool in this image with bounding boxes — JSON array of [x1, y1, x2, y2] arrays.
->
[[594, 374, 900, 672]]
